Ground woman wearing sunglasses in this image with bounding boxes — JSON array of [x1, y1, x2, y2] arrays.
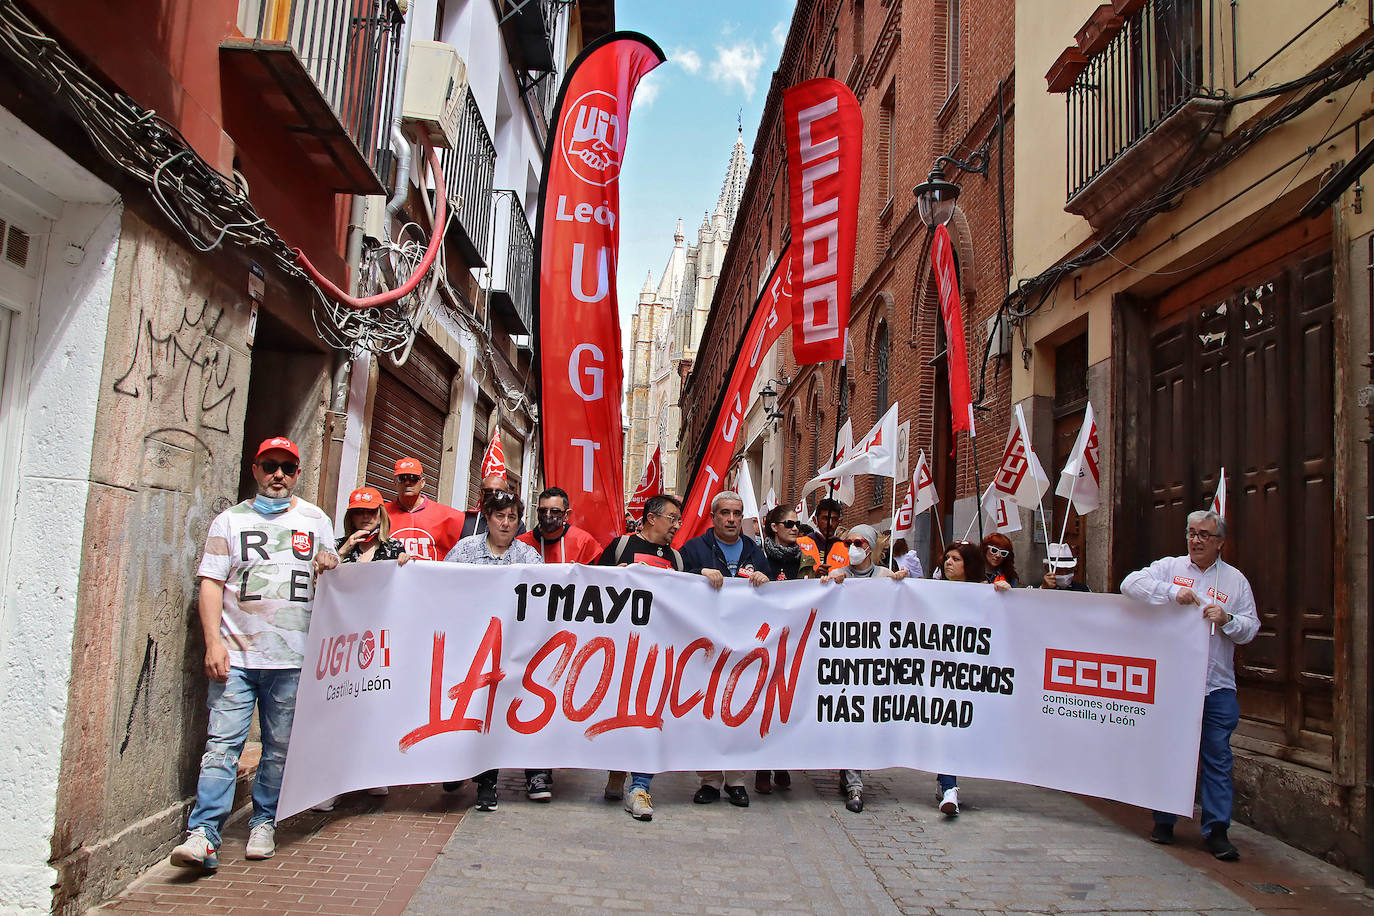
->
[[981, 533, 1020, 588], [751, 504, 823, 797]]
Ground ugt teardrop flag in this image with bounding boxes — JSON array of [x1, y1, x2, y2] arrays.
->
[[783, 78, 862, 365], [536, 33, 665, 545], [676, 248, 796, 547]]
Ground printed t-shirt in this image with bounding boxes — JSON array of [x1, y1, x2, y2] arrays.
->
[[518, 524, 603, 564], [197, 498, 337, 669], [385, 497, 465, 561], [597, 534, 682, 571]]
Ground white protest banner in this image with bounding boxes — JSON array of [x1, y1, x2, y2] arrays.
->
[[279, 563, 1207, 820]]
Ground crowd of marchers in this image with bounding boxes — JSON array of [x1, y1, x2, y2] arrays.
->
[[167, 434, 1259, 875]]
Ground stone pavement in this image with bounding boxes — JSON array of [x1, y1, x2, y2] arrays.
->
[[97, 769, 1374, 915]]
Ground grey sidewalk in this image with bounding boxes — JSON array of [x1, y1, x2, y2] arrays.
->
[[402, 768, 1373, 915]]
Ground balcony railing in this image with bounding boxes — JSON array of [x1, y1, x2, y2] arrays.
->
[[1066, 0, 1212, 198], [489, 192, 535, 336], [228, 0, 404, 192], [499, 0, 559, 73], [440, 92, 497, 267]]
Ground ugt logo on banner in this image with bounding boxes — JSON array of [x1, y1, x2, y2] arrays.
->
[[563, 91, 623, 183]]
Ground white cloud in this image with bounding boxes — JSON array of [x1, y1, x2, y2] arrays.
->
[[772, 19, 788, 46], [711, 41, 766, 97], [671, 47, 703, 74], [636, 73, 661, 108]]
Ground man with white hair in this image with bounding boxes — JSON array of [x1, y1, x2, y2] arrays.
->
[[680, 491, 773, 807], [1122, 508, 1259, 860]]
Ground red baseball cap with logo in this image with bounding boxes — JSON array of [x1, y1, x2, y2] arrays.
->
[[394, 457, 424, 476], [347, 486, 384, 511], [256, 436, 300, 460]]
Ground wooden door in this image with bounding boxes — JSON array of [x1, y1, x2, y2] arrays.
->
[[1145, 227, 1335, 769]]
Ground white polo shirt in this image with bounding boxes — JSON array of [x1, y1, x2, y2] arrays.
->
[[1121, 555, 1260, 694]]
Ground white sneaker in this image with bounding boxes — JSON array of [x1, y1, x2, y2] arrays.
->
[[940, 787, 960, 817], [366, 786, 390, 796], [170, 828, 218, 869], [311, 795, 338, 812], [625, 786, 654, 821], [245, 822, 276, 859]]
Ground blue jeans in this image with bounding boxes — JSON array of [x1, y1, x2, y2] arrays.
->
[[186, 667, 300, 846], [1153, 688, 1239, 836], [629, 772, 653, 791], [938, 774, 957, 791]]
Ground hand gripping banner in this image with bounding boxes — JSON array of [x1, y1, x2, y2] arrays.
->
[[278, 562, 1209, 820], [783, 78, 862, 365], [535, 33, 665, 545], [675, 248, 796, 546]]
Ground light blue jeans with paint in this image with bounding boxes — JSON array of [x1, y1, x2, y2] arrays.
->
[[186, 667, 300, 847]]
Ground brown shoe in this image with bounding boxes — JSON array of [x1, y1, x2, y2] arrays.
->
[[774, 770, 792, 790], [755, 771, 773, 794]]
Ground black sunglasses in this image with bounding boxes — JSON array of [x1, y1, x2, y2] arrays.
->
[[486, 491, 517, 507], [258, 459, 299, 476], [778, 519, 801, 529], [396, 474, 422, 484]]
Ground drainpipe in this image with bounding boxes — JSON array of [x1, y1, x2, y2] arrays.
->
[[385, 1, 415, 229]]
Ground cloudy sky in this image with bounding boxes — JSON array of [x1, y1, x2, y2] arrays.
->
[[609, 1, 795, 369]]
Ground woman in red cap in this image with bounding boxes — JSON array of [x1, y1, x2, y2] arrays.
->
[[336, 487, 412, 565]]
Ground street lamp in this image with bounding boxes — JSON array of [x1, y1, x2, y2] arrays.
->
[[912, 151, 990, 228], [758, 376, 790, 432]]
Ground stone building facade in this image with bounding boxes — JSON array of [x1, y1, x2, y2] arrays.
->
[[624, 132, 749, 496]]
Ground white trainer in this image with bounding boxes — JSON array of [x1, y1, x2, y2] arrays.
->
[[169, 828, 218, 869], [624, 786, 654, 821], [245, 822, 276, 859], [940, 787, 960, 817]]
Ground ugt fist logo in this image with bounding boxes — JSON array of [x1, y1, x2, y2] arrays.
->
[[562, 91, 623, 186]]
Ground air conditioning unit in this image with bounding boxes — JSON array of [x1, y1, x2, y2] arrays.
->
[[985, 313, 1013, 358], [401, 41, 467, 149]]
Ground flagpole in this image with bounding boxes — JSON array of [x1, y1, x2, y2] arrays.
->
[[967, 426, 985, 542], [1057, 469, 1079, 547], [889, 447, 900, 571]]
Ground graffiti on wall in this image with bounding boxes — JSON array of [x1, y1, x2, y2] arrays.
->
[[113, 298, 237, 434]]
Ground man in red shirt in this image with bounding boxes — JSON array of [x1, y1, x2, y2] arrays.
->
[[383, 458, 464, 561], [517, 486, 603, 565]]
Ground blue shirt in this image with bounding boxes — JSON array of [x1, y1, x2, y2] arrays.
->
[[718, 536, 744, 575]]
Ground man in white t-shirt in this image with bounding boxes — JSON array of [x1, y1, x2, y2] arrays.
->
[[169, 436, 338, 871]]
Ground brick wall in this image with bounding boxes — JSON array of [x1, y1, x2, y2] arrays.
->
[[680, 0, 1016, 531]]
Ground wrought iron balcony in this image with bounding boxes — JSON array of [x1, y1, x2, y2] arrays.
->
[[1064, 0, 1223, 229], [488, 192, 535, 337], [222, 0, 405, 195], [440, 92, 497, 267]]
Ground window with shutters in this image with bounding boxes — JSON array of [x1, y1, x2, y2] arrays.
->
[[873, 321, 889, 503]]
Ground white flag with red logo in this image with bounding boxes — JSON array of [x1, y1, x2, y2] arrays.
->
[[824, 418, 856, 504], [1054, 402, 1101, 515], [764, 488, 779, 514], [735, 460, 761, 526], [895, 449, 938, 541], [982, 484, 1023, 534], [795, 497, 815, 528], [992, 404, 1050, 510], [1212, 467, 1226, 519], [628, 445, 662, 516], [481, 429, 507, 480], [802, 404, 900, 496]]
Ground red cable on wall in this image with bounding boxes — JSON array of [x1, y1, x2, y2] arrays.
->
[[293, 143, 447, 310]]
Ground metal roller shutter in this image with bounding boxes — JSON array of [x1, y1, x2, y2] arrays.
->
[[366, 336, 454, 502]]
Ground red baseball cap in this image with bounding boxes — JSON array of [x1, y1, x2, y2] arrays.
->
[[347, 486, 384, 511], [256, 436, 300, 460], [394, 457, 423, 476]]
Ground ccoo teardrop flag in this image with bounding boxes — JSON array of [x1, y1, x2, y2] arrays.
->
[[536, 32, 665, 545], [783, 78, 862, 365]]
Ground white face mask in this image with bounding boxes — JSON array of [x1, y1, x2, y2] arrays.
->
[[848, 544, 868, 565], [1055, 571, 1074, 588]]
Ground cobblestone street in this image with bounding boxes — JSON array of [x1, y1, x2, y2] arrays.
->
[[100, 769, 1374, 915]]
